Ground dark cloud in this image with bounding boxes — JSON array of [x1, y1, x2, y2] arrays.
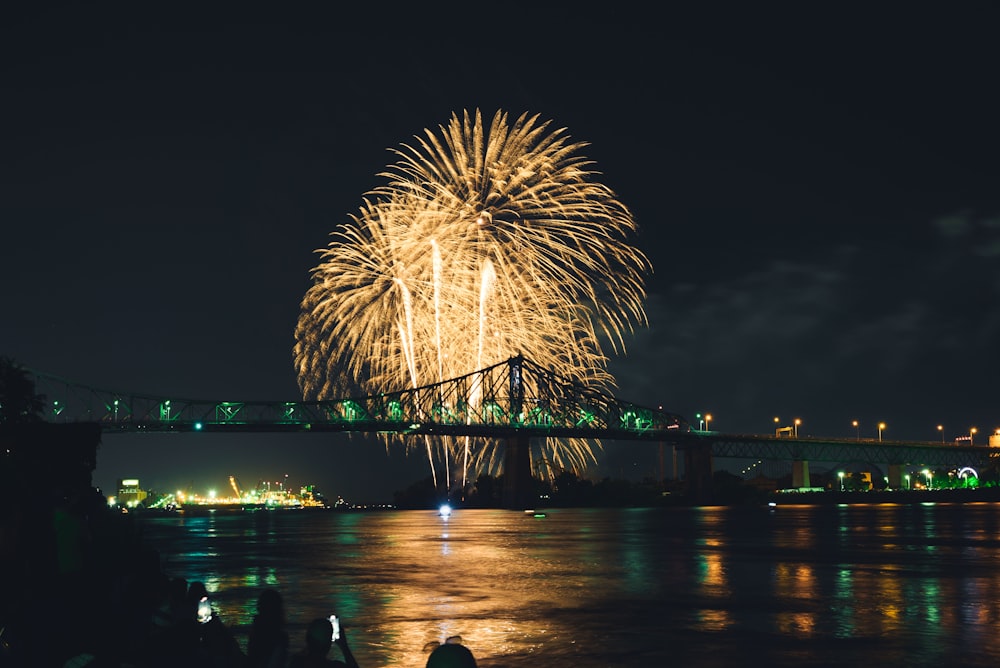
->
[[611, 215, 999, 441]]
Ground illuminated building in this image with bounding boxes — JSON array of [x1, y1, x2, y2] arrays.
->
[[117, 478, 147, 507]]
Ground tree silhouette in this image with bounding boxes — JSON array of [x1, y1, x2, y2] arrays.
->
[[0, 356, 45, 423]]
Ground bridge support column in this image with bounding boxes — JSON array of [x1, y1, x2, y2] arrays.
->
[[792, 460, 810, 489], [683, 443, 713, 505], [503, 433, 533, 509], [887, 464, 903, 490]]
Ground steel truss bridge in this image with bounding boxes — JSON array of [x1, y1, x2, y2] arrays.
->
[[30, 356, 690, 440], [704, 433, 997, 470], [27, 355, 998, 504]]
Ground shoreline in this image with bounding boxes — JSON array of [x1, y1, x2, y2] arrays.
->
[[765, 487, 1000, 506]]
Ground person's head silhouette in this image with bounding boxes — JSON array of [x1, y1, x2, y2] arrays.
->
[[255, 588, 284, 624], [304, 617, 334, 656], [426, 641, 478, 668]]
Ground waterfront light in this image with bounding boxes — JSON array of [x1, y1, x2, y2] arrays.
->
[[904, 474, 910, 490], [922, 469, 932, 489], [838, 471, 845, 491], [439, 503, 453, 518]]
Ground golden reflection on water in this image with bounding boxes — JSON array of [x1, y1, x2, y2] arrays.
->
[[311, 510, 598, 666], [772, 563, 817, 637], [691, 507, 733, 632], [138, 504, 1000, 667]]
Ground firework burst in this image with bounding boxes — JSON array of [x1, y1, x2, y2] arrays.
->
[[294, 109, 650, 488]]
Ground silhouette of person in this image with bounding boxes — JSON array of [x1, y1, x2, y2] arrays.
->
[[247, 588, 289, 668], [426, 642, 478, 668], [289, 617, 360, 668], [140, 579, 246, 667], [196, 597, 247, 668], [166, 576, 190, 626], [186, 580, 209, 613]]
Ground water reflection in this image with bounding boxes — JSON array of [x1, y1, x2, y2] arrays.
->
[[137, 504, 1000, 667]]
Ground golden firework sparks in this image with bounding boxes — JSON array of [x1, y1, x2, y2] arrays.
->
[[294, 109, 650, 489]]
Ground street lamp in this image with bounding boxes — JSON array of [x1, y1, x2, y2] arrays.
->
[[878, 422, 886, 442], [838, 471, 845, 491], [904, 473, 910, 490], [794, 418, 801, 438], [852, 420, 859, 440], [970, 427, 977, 445], [696, 413, 704, 430], [937, 424, 944, 443], [705, 414, 712, 431], [922, 468, 932, 490]]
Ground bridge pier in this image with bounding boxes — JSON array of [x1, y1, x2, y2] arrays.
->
[[887, 464, 903, 490], [503, 433, 533, 509], [792, 460, 810, 488], [683, 443, 714, 505]]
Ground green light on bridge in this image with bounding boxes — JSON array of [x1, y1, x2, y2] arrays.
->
[[342, 400, 365, 421]]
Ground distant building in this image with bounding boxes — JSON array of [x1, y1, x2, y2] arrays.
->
[[117, 478, 147, 507]]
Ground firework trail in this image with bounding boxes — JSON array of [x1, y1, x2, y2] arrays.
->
[[294, 109, 650, 489]]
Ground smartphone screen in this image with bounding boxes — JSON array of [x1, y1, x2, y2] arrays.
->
[[197, 596, 212, 624], [329, 614, 340, 641]]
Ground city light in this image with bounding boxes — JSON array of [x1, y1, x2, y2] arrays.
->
[[794, 418, 801, 438], [937, 424, 944, 443], [970, 427, 978, 445], [878, 422, 886, 441], [852, 420, 859, 440], [838, 471, 845, 491]]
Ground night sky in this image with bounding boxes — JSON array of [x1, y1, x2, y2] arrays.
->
[[3, 4, 999, 503]]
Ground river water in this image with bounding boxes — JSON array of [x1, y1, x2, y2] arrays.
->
[[134, 502, 1000, 667]]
